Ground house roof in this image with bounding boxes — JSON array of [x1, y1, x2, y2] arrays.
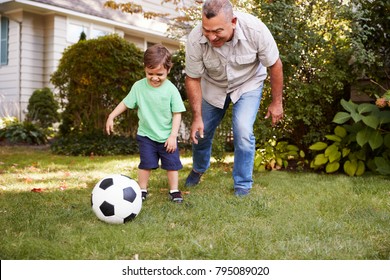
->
[[0, 0, 177, 39], [30, 0, 143, 25]]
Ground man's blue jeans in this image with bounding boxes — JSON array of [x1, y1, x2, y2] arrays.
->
[[192, 84, 263, 191]]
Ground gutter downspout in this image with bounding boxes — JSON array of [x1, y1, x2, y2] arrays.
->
[[18, 18, 21, 120]]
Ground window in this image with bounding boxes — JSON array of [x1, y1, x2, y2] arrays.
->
[[67, 22, 88, 43], [67, 20, 113, 43], [0, 16, 9, 65], [90, 26, 111, 39]]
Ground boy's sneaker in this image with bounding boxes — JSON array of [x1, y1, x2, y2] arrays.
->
[[169, 191, 183, 203], [185, 170, 203, 187], [141, 190, 148, 201]]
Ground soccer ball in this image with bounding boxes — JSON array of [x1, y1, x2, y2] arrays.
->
[[91, 174, 142, 224]]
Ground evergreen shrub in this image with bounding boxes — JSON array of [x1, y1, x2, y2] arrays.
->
[[25, 87, 59, 128]]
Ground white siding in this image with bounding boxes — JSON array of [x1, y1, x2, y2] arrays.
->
[[124, 33, 145, 49], [44, 15, 67, 85], [18, 12, 46, 117], [0, 16, 21, 118]]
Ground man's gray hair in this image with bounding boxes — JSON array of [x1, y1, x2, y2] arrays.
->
[[202, 0, 233, 21]]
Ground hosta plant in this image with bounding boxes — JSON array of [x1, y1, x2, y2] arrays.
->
[[254, 139, 306, 172], [310, 99, 390, 176], [309, 125, 366, 176]]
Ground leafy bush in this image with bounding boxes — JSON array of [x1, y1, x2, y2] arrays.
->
[[254, 139, 306, 172], [25, 87, 59, 128], [253, 0, 354, 148], [308, 125, 367, 176], [51, 34, 144, 136], [349, 0, 390, 92], [309, 99, 390, 175], [0, 117, 47, 145], [169, 44, 187, 101], [50, 133, 138, 156]]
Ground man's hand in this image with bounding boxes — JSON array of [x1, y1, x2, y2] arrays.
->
[[190, 118, 204, 144], [265, 101, 284, 126]]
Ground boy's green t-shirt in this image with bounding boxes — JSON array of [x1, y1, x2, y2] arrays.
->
[[122, 78, 186, 143]]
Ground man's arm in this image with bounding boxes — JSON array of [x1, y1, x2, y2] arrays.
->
[[265, 58, 284, 126], [185, 75, 204, 143]]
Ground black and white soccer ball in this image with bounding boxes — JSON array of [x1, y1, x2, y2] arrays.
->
[[91, 174, 142, 224]]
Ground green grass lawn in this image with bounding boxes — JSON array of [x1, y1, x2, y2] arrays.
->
[[0, 145, 389, 260]]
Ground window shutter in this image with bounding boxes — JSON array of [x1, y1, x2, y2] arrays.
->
[[1, 17, 9, 65]]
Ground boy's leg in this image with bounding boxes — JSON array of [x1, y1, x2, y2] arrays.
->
[[168, 169, 183, 203], [138, 169, 151, 201], [138, 169, 151, 191], [136, 135, 159, 201], [159, 143, 183, 203], [167, 170, 179, 191]]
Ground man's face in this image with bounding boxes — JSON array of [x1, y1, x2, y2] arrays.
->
[[202, 12, 237, 48], [145, 64, 169, 88]]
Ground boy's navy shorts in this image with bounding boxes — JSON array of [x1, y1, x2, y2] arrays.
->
[[136, 135, 183, 171]]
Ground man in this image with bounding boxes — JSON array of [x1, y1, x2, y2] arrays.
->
[[184, 0, 284, 196]]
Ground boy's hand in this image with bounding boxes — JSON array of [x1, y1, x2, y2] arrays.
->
[[106, 117, 114, 135], [164, 136, 177, 153]]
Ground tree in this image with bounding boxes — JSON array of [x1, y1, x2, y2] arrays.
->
[[252, 0, 355, 148], [349, 0, 390, 93]]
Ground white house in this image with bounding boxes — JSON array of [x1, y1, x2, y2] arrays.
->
[[0, 0, 186, 119]]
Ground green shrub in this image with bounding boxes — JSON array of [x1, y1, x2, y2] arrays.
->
[[254, 0, 354, 148], [169, 44, 186, 101], [0, 118, 47, 145], [254, 138, 306, 172], [308, 125, 367, 176], [51, 34, 144, 136], [309, 99, 390, 176], [25, 87, 59, 128], [50, 133, 138, 156]]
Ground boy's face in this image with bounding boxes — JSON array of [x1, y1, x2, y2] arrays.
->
[[145, 64, 169, 88]]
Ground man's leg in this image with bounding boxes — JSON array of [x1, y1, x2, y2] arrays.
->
[[232, 84, 263, 195], [186, 98, 229, 186]]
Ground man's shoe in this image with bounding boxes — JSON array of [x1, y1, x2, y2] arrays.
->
[[234, 188, 250, 197], [185, 170, 203, 187]]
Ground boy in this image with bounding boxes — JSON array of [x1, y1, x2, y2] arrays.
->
[[106, 44, 186, 203]]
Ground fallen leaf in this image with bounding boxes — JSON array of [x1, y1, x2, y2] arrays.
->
[[31, 188, 44, 192], [59, 181, 68, 190], [24, 177, 33, 183]]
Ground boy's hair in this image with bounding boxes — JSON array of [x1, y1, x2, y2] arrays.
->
[[143, 44, 172, 70], [203, 0, 233, 21]]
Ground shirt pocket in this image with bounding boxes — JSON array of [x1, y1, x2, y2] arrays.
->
[[235, 54, 257, 65], [203, 58, 223, 76]]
